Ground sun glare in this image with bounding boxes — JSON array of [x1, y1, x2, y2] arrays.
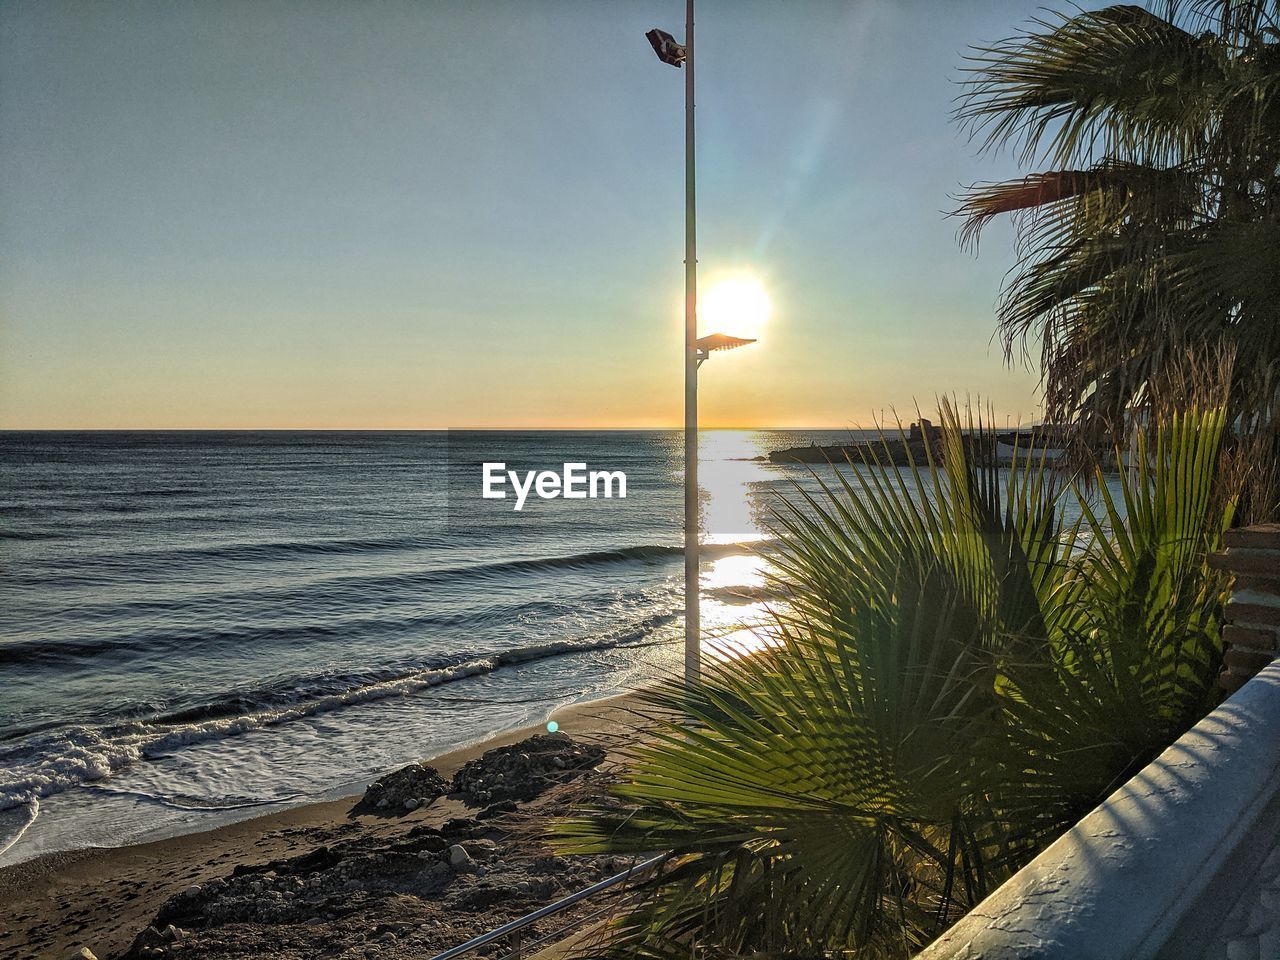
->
[[701, 276, 771, 341]]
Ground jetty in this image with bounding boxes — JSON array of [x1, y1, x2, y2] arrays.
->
[[768, 422, 1075, 467], [768, 420, 946, 466]]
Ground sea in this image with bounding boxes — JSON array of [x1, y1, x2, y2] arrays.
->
[[0, 429, 872, 866]]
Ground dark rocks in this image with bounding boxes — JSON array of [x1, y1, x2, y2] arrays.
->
[[359, 762, 448, 814], [131, 813, 613, 953], [143, 829, 471, 942], [120, 734, 616, 958], [126, 923, 183, 958], [452, 883, 519, 911], [460, 839, 498, 861], [477, 800, 518, 820], [451, 734, 604, 806], [359, 734, 603, 813], [442, 818, 481, 838]]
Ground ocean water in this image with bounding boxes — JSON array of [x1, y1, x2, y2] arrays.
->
[[0, 429, 865, 865]]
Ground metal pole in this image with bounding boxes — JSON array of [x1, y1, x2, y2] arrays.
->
[[683, 0, 699, 687]]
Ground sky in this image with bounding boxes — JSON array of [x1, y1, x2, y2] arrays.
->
[[0, 0, 1055, 430]]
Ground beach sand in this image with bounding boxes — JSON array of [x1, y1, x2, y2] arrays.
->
[[0, 691, 651, 960]]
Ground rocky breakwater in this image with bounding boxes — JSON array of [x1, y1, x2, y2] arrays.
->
[[769, 420, 947, 466]]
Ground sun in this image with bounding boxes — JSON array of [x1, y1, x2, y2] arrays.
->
[[700, 276, 771, 341]]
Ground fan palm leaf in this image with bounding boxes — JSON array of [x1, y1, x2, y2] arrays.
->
[[559, 405, 1237, 958]]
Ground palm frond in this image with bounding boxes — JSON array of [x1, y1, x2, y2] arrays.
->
[[558, 405, 1238, 958], [956, 1, 1280, 445]]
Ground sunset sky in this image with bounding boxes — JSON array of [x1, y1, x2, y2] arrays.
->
[[1, 0, 1050, 430]]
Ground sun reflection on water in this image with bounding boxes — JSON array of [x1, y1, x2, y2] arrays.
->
[[695, 431, 785, 660]]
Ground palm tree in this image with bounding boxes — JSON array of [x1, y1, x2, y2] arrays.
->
[[956, 1, 1280, 448], [559, 405, 1237, 958]]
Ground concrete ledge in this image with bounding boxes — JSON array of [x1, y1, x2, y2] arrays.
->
[[916, 662, 1280, 960]]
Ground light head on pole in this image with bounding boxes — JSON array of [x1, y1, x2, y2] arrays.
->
[[646, 28, 686, 67], [696, 333, 756, 354], [696, 333, 756, 366]]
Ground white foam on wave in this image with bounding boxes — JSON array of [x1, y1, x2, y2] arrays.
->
[[0, 798, 39, 858], [0, 630, 671, 812]]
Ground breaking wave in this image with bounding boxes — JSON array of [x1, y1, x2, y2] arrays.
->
[[0, 621, 676, 814]]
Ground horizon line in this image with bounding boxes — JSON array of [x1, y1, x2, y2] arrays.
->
[[0, 424, 891, 433]]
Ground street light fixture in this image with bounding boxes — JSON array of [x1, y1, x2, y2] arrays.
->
[[696, 333, 756, 366], [648, 2, 756, 688], [645, 28, 686, 67]]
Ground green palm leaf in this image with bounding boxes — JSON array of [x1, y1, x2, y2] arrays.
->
[[557, 405, 1237, 958], [956, 1, 1280, 448]]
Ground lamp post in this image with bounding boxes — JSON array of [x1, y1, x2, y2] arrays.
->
[[647, 5, 754, 687]]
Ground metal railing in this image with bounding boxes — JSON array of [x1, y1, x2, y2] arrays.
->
[[428, 855, 665, 960]]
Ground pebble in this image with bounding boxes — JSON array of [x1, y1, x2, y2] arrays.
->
[[448, 844, 474, 870], [404, 797, 420, 811]]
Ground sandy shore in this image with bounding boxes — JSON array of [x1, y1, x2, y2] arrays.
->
[[0, 691, 650, 960]]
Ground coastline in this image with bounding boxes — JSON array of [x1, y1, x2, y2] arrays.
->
[[0, 690, 648, 960]]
